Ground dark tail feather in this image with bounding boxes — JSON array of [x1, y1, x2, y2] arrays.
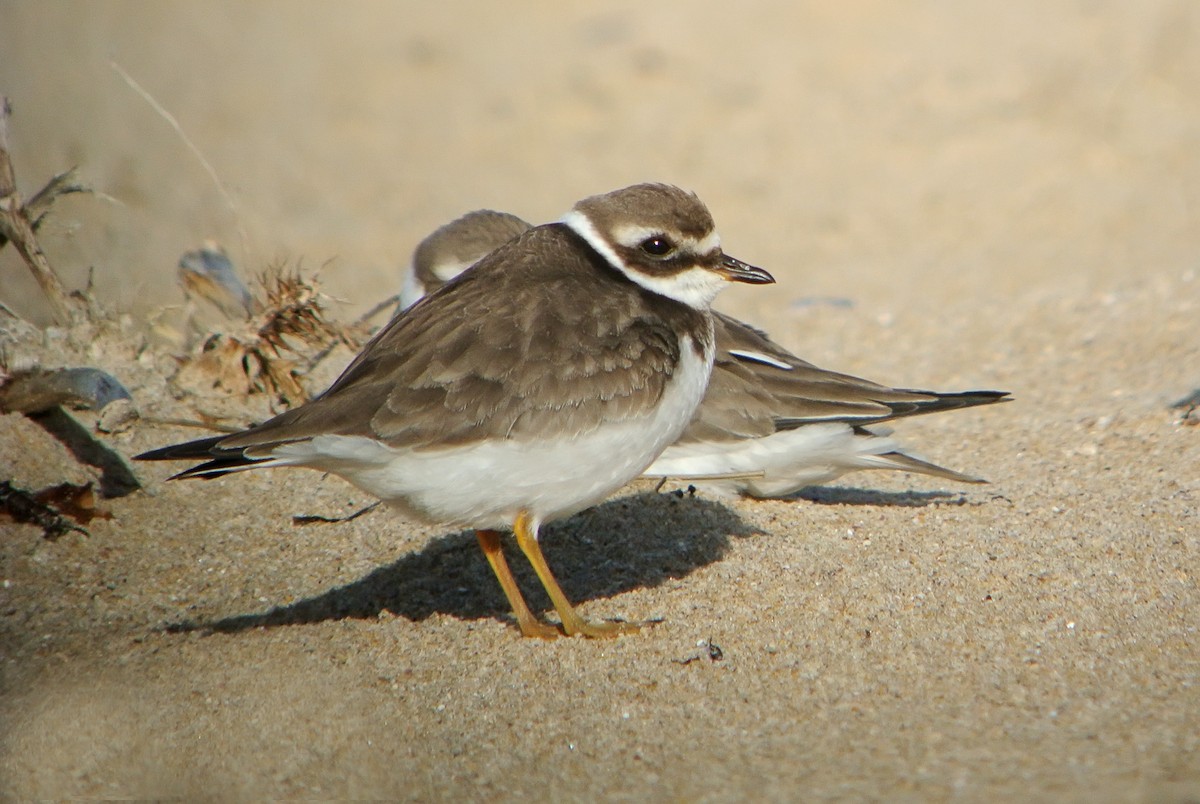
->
[[135, 435, 265, 480]]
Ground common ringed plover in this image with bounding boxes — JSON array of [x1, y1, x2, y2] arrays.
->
[[138, 183, 775, 639], [398, 210, 1009, 498]]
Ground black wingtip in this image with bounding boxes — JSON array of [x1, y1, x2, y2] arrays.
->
[[166, 455, 267, 480], [136, 434, 267, 481], [772, 389, 1012, 431], [962, 389, 1012, 406], [960, 390, 1012, 402], [134, 434, 228, 463], [892, 389, 1012, 417]]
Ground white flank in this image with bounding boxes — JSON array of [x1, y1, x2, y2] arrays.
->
[[560, 209, 729, 310], [261, 334, 715, 532], [644, 422, 922, 499]]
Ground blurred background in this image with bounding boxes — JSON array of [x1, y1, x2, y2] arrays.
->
[[2, 7, 1198, 798], [1, 1, 1197, 336]]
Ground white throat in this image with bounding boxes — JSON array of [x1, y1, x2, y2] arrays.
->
[[559, 209, 728, 310]]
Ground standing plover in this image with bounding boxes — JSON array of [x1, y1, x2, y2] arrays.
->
[[398, 210, 1008, 498], [138, 183, 774, 638]]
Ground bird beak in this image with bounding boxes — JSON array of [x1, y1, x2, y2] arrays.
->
[[713, 254, 775, 285]]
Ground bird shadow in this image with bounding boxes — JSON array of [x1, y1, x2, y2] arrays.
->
[[164, 490, 762, 635], [792, 486, 976, 507]]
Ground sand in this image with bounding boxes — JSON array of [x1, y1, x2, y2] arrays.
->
[[1, 2, 1198, 799]]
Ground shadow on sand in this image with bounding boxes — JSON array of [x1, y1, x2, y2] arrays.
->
[[163, 482, 991, 635], [165, 490, 762, 635], [793, 486, 980, 507]]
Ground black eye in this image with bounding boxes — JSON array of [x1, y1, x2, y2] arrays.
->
[[639, 235, 675, 257]]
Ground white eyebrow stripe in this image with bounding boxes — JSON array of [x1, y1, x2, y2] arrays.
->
[[728, 349, 794, 370], [610, 223, 662, 249], [693, 229, 721, 254], [609, 224, 722, 254]]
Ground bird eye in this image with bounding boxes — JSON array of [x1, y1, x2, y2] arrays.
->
[[639, 235, 675, 257]]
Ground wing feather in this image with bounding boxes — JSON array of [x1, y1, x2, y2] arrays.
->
[[216, 225, 686, 455], [679, 312, 1009, 444]]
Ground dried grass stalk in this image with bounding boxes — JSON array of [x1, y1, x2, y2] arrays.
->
[[174, 264, 352, 406]]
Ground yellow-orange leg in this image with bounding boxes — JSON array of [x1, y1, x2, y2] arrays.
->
[[475, 530, 560, 639], [513, 511, 640, 639]]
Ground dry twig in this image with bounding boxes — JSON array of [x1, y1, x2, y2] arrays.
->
[[0, 96, 76, 323]]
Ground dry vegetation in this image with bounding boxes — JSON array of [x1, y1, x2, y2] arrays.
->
[[0, 96, 372, 538]]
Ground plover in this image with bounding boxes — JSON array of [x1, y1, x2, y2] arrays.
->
[[138, 183, 775, 638], [398, 210, 531, 312], [398, 210, 1009, 498]]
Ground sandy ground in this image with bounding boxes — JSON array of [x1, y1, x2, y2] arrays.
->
[[2, 1, 1199, 799]]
